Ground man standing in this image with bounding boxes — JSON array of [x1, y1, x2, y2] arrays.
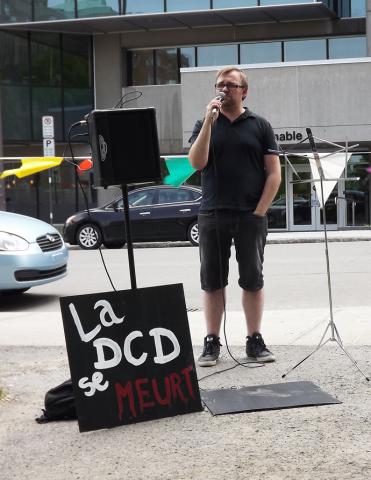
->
[[189, 66, 281, 367]]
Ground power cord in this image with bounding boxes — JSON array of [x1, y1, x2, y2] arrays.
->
[[62, 91, 145, 292], [66, 121, 117, 291]]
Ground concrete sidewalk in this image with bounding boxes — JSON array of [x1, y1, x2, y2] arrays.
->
[[267, 228, 371, 244], [1, 306, 370, 348]]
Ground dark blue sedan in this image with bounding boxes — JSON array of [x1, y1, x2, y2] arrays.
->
[[63, 185, 202, 249]]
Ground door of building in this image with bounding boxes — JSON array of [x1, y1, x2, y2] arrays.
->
[[288, 165, 339, 231]]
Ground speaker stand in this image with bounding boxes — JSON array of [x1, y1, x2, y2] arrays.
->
[[121, 184, 137, 289]]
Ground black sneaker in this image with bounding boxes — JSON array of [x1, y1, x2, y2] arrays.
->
[[246, 332, 275, 363], [198, 334, 221, 367]]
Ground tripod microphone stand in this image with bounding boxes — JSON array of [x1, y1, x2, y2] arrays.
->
[[282, 128, 369, 382]]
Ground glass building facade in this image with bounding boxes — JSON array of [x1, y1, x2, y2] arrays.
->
[[0, 0, 369, 229], [128, 36, 367, 86], [0, 1, 366, 22], [0, 30, 94, 222]]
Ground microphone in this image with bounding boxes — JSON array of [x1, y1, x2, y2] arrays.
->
[[212, 92, 225, 114]]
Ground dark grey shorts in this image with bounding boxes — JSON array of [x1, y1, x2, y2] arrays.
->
[[198, 210, 268, 292]]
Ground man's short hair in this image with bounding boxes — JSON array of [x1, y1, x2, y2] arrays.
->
[[216, 66, 248, 89]]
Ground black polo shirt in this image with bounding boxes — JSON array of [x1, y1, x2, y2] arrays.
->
[[189, 108, 277, 212]]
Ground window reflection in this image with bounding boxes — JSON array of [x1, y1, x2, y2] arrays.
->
[[240, 42, 281, 64], [180, 48, 196, 68], [329, 37, 366, 59], [63, 88, 93, 138], [156, 48, 178, 84], [34, 0, 75, 21], [166, 0, 209, 12], [77, 0, 119, 18], [351, 0, 366, 17], [63, 36, 93, 88], [125, 0, 164, 14], [31, 33, 61, 87], [267, 165, 287, 229], [131, 50, 154, 85], [197, 44, 238, 67], [0, 85, 31, 140], [32, 87, 63, 141], [0, 31, 29, 85], [0, 0, 32, 23], [260, 0, 309, 4], [284, 39, 326, 61], [344, 155, 370, 226], [213, 0, 256, 7]]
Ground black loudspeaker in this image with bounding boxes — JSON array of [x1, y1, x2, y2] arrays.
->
[[86, 107, 162, 187]]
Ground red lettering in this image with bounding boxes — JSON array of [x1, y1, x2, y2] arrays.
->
[[169, 372, 187, 404], [181, 365, 195, 400], [115, 381, 137, 421], [152, 377, 172, 407], [135, 378, 155, 413]]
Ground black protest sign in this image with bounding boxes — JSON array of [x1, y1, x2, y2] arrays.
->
[[60, 284, 202, 432]]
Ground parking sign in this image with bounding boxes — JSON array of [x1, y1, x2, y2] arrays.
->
[[42, 116, 54, 139]]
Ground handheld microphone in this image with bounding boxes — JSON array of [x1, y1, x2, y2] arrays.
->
[[212, 92, 225, 114]]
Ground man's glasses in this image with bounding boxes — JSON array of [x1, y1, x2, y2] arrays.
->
[[215, 82, 244, 90]]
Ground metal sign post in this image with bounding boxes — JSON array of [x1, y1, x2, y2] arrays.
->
[[42, 116, 55, 224]]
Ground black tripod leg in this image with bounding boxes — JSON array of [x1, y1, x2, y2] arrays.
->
[[282, 337, 331, 379]]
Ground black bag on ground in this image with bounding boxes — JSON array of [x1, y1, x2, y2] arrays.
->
[[35, 379, 77, 423]]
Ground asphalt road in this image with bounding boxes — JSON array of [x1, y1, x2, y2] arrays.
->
[[1, 241, 371, 313]]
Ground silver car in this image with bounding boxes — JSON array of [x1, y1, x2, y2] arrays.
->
[[0, 211, 68, 294]]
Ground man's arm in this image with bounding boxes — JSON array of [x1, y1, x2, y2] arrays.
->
[[188, 96, 223, 170], [253, 154, 281, 216]]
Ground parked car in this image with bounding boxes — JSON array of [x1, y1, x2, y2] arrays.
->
[[0, 211, 68, 294], [63, 185, 202, 249]]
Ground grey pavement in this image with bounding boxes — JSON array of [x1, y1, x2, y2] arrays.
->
[[1, 230, 370, 480]]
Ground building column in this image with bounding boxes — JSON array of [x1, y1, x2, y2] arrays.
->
[[93, 34, 122, 109]]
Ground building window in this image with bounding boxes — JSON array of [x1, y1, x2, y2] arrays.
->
[[213, 0, 256, 7], [351, 0, 366, 17], [240, 42, 282, 64], [329, 36, 367, 59], [260, 0, 309, 4], [155, 48, 178, 84], [128, 35, 367, 86], [76, 0, 120, 18], [345, 154, 370, 226], [180, 48, 196, 68], [0, 31, 93, 143], [34, 0, 75, 21], [130, 50, 154, 85], [0, 31, 29, 85], [0, 85, 31, 140], [0, 0, 32, 23], [284, 39, 327, 62], [197, 44, 238, 67], [31, 32, 61, 87], [166, 0, 209, 12], [124, 0, 164, 14]]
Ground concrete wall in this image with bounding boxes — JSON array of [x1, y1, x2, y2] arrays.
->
[[121, 84, 185, 154], [181, 59, 371, 148]]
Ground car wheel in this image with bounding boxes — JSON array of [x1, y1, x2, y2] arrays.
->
[[187, 220, 199, 246], [0, 288, 30, 295], [103, 241, 125, 249], [77, 223, 103, 250]]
